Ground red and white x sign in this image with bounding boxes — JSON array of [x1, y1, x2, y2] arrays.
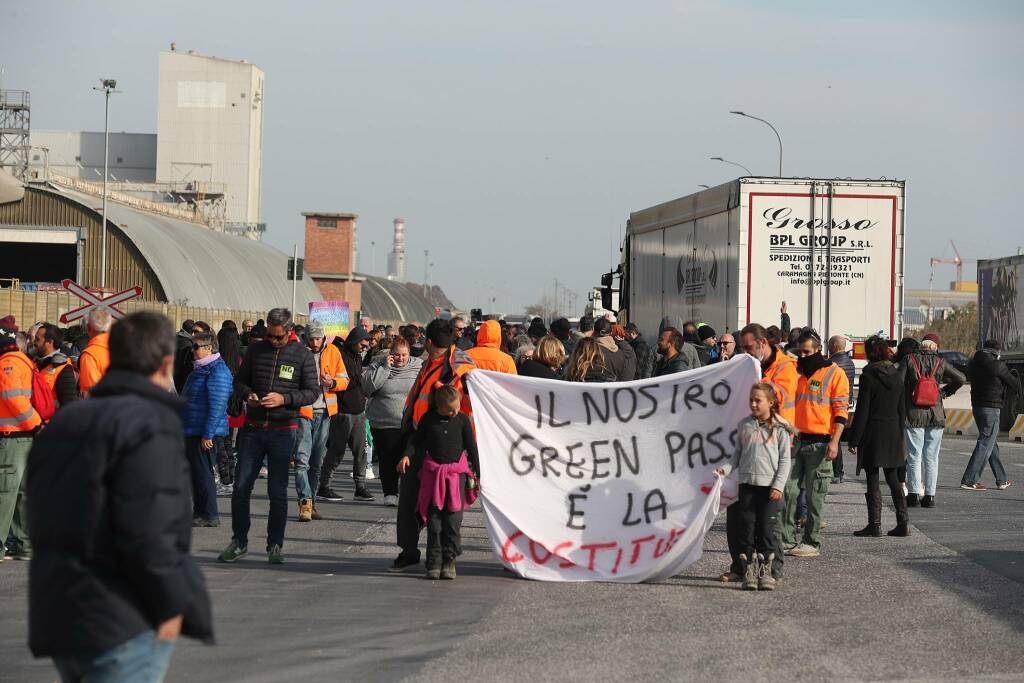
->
[[59, 279, 143, 324]]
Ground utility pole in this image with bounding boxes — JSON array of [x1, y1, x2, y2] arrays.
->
[[291, 243, 298, 316], [370, 240, 376, 277], [423, 249, 429, 299], [94, 79, 118, 288]]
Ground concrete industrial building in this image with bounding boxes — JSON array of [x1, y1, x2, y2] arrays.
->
[[28, 130, 157, 183], [156, 49, 264, 231]]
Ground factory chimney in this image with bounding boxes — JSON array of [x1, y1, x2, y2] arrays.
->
[[387, 218, 406, 281]]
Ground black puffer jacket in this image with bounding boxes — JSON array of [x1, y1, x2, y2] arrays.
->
[[968, 348, 1020, 409], [235, 339, 319, 425], [653, 352, 689, 377], [26, 370, 214, 657]]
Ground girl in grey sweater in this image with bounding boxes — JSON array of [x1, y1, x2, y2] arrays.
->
[[716, 383, 794, 590]]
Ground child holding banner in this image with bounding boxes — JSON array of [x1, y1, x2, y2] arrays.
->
[[716, 383, 793, 591], [398, 385, 479, 580]]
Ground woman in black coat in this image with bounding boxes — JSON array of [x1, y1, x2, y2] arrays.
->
[[848, 336, 909, 538]]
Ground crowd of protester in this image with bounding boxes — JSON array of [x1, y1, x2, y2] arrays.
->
[[1, 304, 1020, 681]]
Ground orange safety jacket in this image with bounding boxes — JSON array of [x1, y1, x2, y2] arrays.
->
[[405, 346, 475, 429], [795, 362, 850, 437], [0, 350, 42, 434], [78, 332, 110, 396], [763, 349, 799, 424], [300, 343, 347, 420], [466, 320, 518, 374]]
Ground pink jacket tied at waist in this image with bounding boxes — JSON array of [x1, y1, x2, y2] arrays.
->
[[417, 452, 478, 523]]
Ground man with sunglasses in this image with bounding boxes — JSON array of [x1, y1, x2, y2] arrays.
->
[[781, 329, 850, 558], [219, 308, 319, 565]]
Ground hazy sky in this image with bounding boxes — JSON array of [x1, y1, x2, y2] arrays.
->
[[4, 1, 1022, 313]]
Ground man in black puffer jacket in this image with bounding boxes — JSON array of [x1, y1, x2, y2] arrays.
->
[[961, 340, 1021, 490], [219, 308, 319, 565], [318, 327, 374, 502], [27, 312, 213, 680]]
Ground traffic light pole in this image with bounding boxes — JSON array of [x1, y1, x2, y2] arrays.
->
[[291, 243, 298, 317]]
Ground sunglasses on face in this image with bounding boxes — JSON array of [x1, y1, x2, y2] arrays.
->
[[192, 343, 211, 351]]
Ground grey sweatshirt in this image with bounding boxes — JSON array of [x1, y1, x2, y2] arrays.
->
[[720, 415, 793, 490], [361, 356, 424, 430]]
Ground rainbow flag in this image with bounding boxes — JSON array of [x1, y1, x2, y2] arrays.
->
[[308, 300, 351, 342]]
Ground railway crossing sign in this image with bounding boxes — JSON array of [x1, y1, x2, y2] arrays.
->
[[58, 279, 143, 324]]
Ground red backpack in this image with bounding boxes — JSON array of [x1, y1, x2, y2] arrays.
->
[[4, 352, 56, 423], [908, 354, 940, 408]]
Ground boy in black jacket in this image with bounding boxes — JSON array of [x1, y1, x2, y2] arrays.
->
[[220, 308, 319, 565]]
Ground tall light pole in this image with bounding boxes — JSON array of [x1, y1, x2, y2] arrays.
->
[[729, 111, 782, 177], [94, 78, 118, 288], [370, 240, 376, 277], [710, 156, 754, 176]]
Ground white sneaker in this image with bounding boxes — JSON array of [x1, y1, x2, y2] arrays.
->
[[216, 483, 234, 497], [365, 466, 376, 480], [384, 494, 399, 507]]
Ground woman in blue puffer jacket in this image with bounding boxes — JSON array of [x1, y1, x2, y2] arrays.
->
[[182, 329, 233, 526]]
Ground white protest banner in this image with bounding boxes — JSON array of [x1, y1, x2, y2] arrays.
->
[[469, 355, 759, 583]]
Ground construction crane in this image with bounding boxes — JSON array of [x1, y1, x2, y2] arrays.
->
[[930, 240, 975, 291]]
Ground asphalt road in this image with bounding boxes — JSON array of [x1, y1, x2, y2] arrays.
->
[[3, 437, 1023, 682]]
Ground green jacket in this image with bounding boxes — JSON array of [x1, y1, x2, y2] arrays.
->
[[898, 351, 966, 428]]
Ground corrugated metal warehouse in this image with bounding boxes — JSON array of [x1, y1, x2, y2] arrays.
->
[[0, 180, 438, 325]]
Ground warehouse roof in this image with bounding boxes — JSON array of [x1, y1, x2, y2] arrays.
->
[[52, 186, 323, 313], [358, 275, 438, 324]]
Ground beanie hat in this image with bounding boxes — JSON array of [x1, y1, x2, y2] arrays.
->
[[0, 315, 16, 338], [527, 318, 548, 339], [550, 317, 570, 339], [306, 319, 326, 339], [578, 315, 595, 333], [697, 325, 717, 341], [922, 333, 940, 346]]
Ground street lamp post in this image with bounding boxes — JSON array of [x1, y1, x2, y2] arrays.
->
[[94, 78, 118, 288], [710, 156, 754, 176], [729, 111, 782, 177]]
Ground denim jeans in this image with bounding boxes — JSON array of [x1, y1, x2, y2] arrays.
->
[[295, 410, 330, 501], [962, 407, 1008, 486], [53, 630, 174, 683], [185, 436, 221, 521], [232, 425, 298, 549], [905, 426, 944, 496]]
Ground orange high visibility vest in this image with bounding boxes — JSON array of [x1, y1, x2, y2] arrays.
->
[[78, 332, 110, 395], [0, 350, 42, 434], [795, 363, 851, 436], [40, 357, 74, 403], [406, 347, 475, 428], [300, 344, 347, 420], [764, 351, 799, 424]]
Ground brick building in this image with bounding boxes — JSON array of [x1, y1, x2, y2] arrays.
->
[[303, 211, 363, 311]]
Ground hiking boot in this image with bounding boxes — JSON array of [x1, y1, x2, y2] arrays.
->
[[787, 544, 820, 558], [782, 542, 798, 552], [388, 554, 420, 572], [757, 554, 776, 591], [440, 559, 457, 580], [960, 483, 987, 491], [218, 541, 248, 563], [311, 505, 323, 520], [425, 567, 441, 580], [906, 493, 920, 508], [192, 517, 220, 528], [354, 487, 375, 502], [317, 487, 344, 502], [887, 525, 910, 537], [921, 495, 935, 508], [384, 494, 399, 507], [298, 498, 313, 522], [267, 544, 285, 564], [741, 554, 758, 590], [853, 523, 881, 537]]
